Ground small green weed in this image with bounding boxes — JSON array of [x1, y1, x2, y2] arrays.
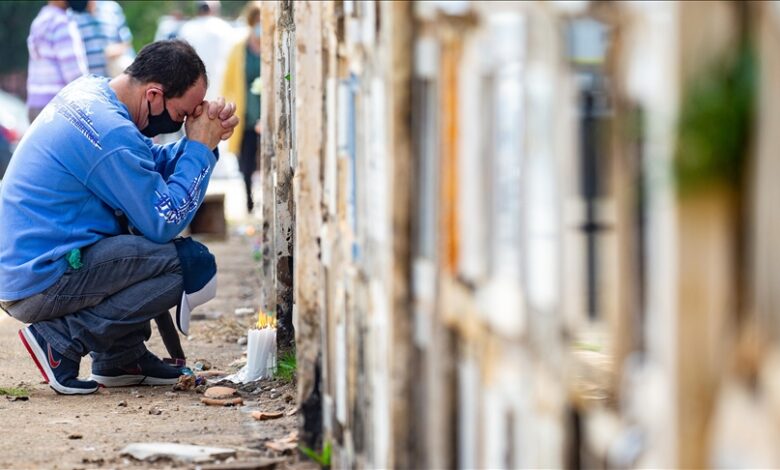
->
[[300, 441, 331, 468], [0, 387, 29, 398], [275, 349, 296, 383]]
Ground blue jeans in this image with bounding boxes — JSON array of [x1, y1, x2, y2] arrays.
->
[[0, 235, 183, 371]]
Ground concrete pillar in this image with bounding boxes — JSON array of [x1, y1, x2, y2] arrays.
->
[[386, 3, 415, 467], [675, 2, 742, 467], [259, 0, 277, 325], [274, 0, 296, 349], [293, 0, 325, 449]]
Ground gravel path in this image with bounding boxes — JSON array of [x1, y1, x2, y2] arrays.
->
[[0, 232, 310, 469]]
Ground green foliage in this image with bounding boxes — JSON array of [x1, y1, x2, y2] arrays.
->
[[0, 1, 46, 74], [300, 441, 332, 468], [220, 1, 249, 19], [119, 1, 192, 52], [275, 349, 296, 383], [674, 45, 756, 194], [0, 386, 30, 398], [120, 0, 247, 52]]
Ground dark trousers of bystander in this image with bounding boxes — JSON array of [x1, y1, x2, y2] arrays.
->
[[239, 127, 259, 213]]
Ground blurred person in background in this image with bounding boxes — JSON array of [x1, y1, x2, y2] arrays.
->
[[178, 0, 235, 101], [154, 9, 186, 42], [71, 0, 135, 78], [26, 0, 88, 122], [222, 1, 261, 213]]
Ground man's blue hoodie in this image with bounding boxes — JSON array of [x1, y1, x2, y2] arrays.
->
[[0, 76, 216, 300]]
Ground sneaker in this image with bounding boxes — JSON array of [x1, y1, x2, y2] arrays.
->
[[18, 326, 99, 395], [90, 351, 184, 387]]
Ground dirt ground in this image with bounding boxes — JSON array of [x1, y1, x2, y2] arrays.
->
[[0, 229, 314, 470]]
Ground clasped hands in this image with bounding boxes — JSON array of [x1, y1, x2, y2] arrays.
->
[[185, 97, 240, 150]]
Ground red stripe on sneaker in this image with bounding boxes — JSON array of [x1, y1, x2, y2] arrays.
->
[[18, 329, 50, 383]]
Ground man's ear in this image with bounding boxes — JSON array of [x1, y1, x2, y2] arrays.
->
[[145, 84, 164, 103]]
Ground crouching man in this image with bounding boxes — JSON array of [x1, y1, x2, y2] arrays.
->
[[0, 40, 239, 394]]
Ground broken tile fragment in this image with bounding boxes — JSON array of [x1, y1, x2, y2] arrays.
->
[[197, 370, 228, 378], [251, 410, 284, 421], [204, 386, 238, 399], [200, 397, 244, 407], [264, 431, 298, 453]]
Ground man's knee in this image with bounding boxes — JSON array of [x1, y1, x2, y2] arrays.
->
[[0, 295, 50, 324], [81, 235, 180, 271]]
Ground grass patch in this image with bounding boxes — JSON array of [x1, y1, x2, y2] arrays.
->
[[0, 386, 29, 398], [275, 349, 296, 383], [300, 441, 331, 468]]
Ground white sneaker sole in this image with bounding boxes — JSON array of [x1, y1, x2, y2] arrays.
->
[[18, 328, 98, 395], [89, 373, 180, 387]]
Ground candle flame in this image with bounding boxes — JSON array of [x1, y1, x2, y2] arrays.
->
[[256, 311, 277, 329]]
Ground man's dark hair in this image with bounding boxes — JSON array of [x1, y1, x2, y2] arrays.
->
[[125, 40, 208, 98]]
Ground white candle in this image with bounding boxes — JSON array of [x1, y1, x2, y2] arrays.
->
[[246, 328, 277, 381]]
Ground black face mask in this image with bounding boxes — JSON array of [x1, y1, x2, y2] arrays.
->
[[141, 97, 183, 137]]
